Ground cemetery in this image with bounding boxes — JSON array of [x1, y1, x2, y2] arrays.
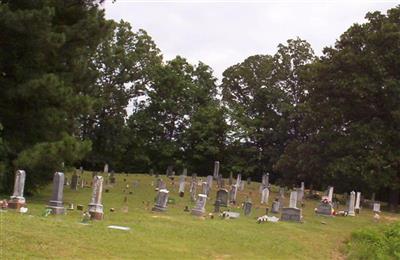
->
[[2, 167, 400, 259], [1, 1, 400, 259]]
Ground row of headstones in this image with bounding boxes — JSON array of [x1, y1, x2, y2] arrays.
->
[[316, 186, 381, 216], [6, 170, 105, 220]]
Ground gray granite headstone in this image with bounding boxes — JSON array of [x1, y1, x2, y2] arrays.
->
[[243, 201, 252, 216], [47, 172, 65, 214], [88, 176, 104, 220], [152, 189, 169, 212], [216, 189, 228, 207], [8, 170, 26, 209], [271, 199, 280, 213], [213, 161, 220, 180], [71, 173, 78, 190], [191, 194, 207, 216]]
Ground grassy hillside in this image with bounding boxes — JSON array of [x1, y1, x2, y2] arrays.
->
[[2, 172, 399, 259]]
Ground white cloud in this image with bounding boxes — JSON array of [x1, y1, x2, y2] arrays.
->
[[104, 0, 397, 79]]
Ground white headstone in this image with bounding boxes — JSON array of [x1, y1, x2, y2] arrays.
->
[[289, 191, 298, 208], [348, 191, 356, 216], [355, 192, 361, 210], [328, 186, 334, 202], [261, 188, 269, 204]]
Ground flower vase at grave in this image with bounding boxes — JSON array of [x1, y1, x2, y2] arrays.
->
[[47, 172, 65, 215], [88, 176, 104, 220], [8, 170, 26, 209]]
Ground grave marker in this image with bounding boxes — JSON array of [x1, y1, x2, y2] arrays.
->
[[152, 189, 169, 212], [47, 172, 65, 215], [191, 194, 207, 216], [8, 170, 26, 209], [88, 176, 104, 220]]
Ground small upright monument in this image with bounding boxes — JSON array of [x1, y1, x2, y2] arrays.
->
[[281, 191, 302, 222], [213, 161, 220, 180], [355, 192, 361, 214], [8, 170, 26, 209], [88, 176, 104, 220], [348, 191, 356, 216], [316, 186, 334, 216], [152, 189, 169, 212], [191, 194, 207, 216], [103, 163, 109, 174], [47, 172, 65, 215]]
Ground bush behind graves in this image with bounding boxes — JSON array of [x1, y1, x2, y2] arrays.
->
[[346, 222, 400, 259]]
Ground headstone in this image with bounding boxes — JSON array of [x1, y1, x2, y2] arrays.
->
[[88, 176, 104, 220], [243, 201, 252, 216], [355, 192, 361, 213], [191, 194, 207, 216], [206, 175, 213, 190], [217, 175, 223, 188], [247, 177, 251, 185], [8, 170, 26, 209], [373, 203, 381, 213], [202, 182, 209, 196], [216, 189, 229, 207], [236, 173, 242, 187], [327, 186, 334, 202], [229, 185, 237, 204], [261, 188, 269, 204], [239, 181, 245, 191], [149, 169, 154, 176], [348, 191, 356, 216], [213, 161, 220, 180], [190, 181, 197, 202], [71, 172, 78, 190], [182, 168, 188, 176], [271, 198, 280, 213], [166, 165, 173, 177], [178, 175, 185, 197], [297, 182, 305, 203], [47, 172, 65, 215], [152, 189, 169, 212], [79, 166, 84, 175], [289, 191, 298, 208], [281, 191, 302, 222], [103, 164, 109, 174], [316, 197, 334, 216]]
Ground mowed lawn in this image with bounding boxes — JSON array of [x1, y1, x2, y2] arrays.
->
[[2, 173, 399, 259]]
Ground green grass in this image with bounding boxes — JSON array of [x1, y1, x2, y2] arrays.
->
[[1, 173, 399, 259]]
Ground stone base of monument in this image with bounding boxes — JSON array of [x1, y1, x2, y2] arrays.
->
[[89, 211, 104, 220], [152, 205, 167, 212], [348, 211, 355, 217], [191, 208, 205, 216], [8, 197, 26, 210], [88, 203, 104, 220], [48, 200, 65, 215], [281, 207, 302, 222]]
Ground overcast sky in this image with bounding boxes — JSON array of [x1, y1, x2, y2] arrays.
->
[[104, 0, 398, 80]]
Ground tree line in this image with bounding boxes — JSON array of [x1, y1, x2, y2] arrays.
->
[[0, 1, 399, 209]]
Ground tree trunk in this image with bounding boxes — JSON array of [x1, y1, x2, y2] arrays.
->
[[389, 188, 399, 212]]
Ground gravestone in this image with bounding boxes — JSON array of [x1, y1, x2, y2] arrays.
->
[[71, 172, 78, 190], [271, 198, 280, 213], [297, 182, 305, 204], [149, 169, 154, 176], [217, 175, 223, 188], [239, 180, 245, 191], [202, 182, 209, 196], [355, 192, 361, 214], [191, 194, 207, 216], [88, 176, 104, 220], [236, 173, 242, 187], [260, 173, 269, 193], [229, 185, 237, 204], [103, 164, 109, 174], [166, 165, 173, 177], [213, 161, 220, 180], [206, 175, 213, 190], [261, 187, 269, 204], [281, 191, 302, 222], [316, 198, 334, 216], [373, 203, 381, 213], [243, 201, 252, 216], [327, 186, 334, 202], [47, 172, 65, 215], [182, 168, 188, 176], [8, 170, 26, 209], [348, 191, 356, 216], [152, 189, 169, 212], [216, 189, 229, 207], [178, 175, 185, 197], [247, 177, 251, 185], [79, 166, 84, 175], [190, 181, 197, 202]]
